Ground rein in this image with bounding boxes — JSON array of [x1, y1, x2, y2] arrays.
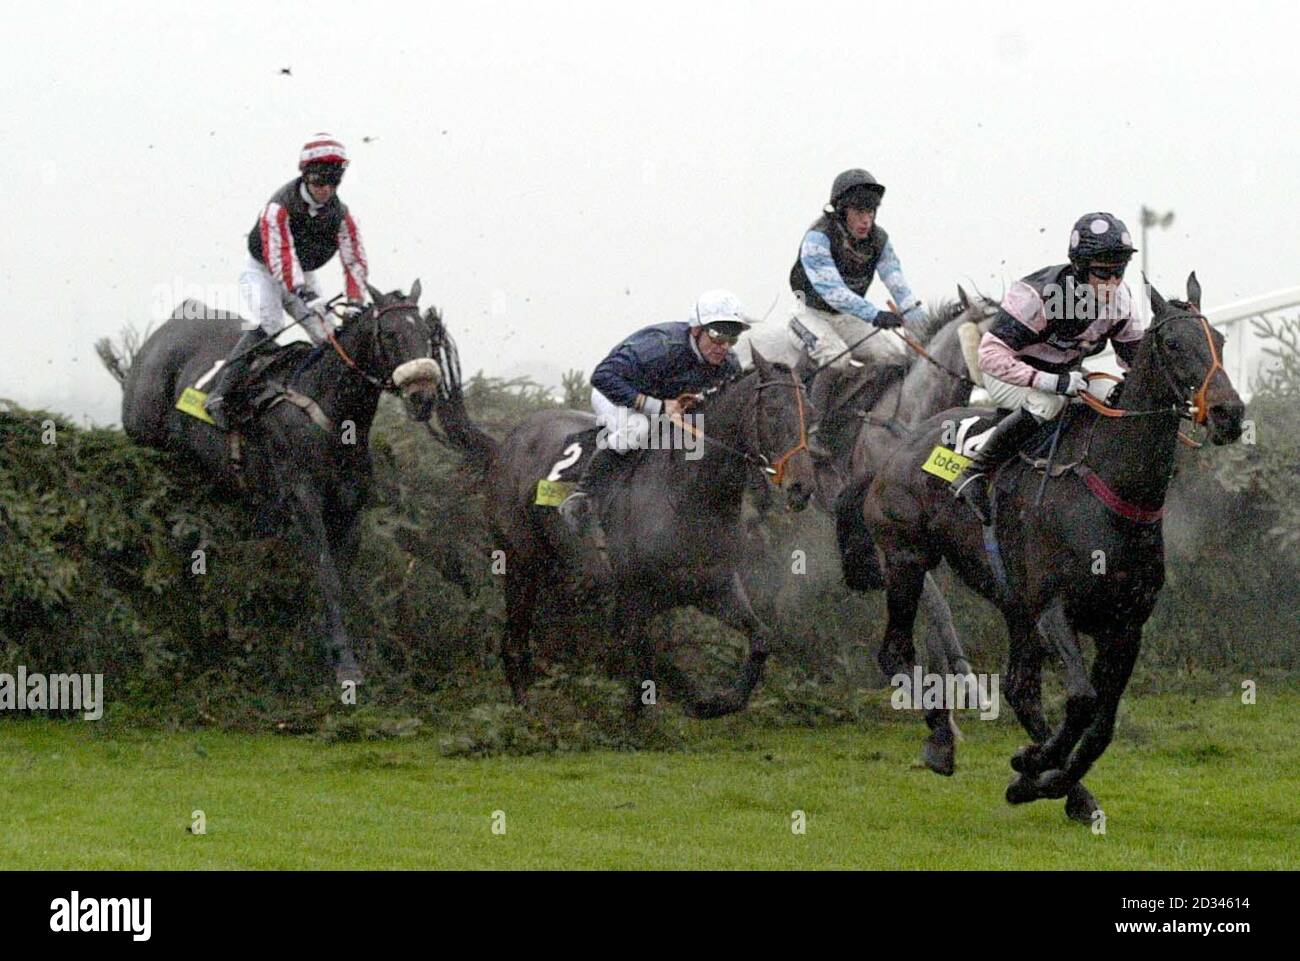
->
[[668, 368, 809, 482], [326, 300, 425, 392], [1076, 308, 1223, 449]]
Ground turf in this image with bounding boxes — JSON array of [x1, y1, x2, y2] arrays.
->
[[1, 692, 1295, 870]]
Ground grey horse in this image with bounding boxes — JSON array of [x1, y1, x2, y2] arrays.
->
[[97, 282, 442, 683]]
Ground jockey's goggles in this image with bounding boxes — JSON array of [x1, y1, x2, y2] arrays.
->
[[305, 166, 345, 187], [1085, 260, 1129, 280], [704, 326, 741, 346]]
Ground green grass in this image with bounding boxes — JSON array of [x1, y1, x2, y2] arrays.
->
[[1, 692, 1296, 870]]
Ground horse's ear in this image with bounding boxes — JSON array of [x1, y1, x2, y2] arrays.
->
[[366, 283, 384, 305], [409, 278, 422, 303], [1144, 273, 1168, 317], [956, 284, 971, 310], [750, 346, 773, 376], [1186, 271, 1201, 311]]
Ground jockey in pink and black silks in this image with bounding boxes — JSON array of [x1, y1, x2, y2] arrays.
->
[[205, 133, 370, 430], [951, 212, 1144, 522]]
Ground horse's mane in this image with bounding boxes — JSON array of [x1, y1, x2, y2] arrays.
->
[[695, 361, 791, 409], [912, 299, 967, 344]]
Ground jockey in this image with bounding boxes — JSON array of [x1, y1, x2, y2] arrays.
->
[[558, 289, 753, 538], [205, 133, 369, 429], [950, 212, 1145, 522], [789, 168, 925, 458]]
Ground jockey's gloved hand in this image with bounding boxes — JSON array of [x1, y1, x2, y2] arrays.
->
[[1044, 371, 1089, 396], [872, 310, 906, 329]]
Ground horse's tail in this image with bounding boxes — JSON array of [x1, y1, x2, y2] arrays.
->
[[426, 309, 498, 474], [94, 336, 128, 387], [835, 472, 884, 591]]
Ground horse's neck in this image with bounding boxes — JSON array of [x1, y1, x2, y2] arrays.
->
[[671, 378, 752, 509], [296, 332, 382, 437], [1087, 348, 1182, 510], [897, 324, 969, 425]]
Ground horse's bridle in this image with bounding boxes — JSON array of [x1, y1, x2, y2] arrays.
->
[[1078, 306, 1226, 446], [326, 299, 432, 392], [672, 367, 811, 484]]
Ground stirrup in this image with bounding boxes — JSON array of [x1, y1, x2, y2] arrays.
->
[[953, 472, 991, 525]]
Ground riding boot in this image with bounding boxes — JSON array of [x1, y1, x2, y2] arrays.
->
[[558, 446, 625, 537], [205, 329, 267, 430], [805, 368, 839, 461], [949, 407, 1042, 524]]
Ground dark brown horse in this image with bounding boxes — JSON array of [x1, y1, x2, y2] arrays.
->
[[481, 350, 818, 717], [97, 283, 443, 683], [844, 274, 1244, 821]]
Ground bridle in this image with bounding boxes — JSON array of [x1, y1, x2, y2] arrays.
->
[[324, 297, 432, 392], [1078, 305, 1225, 448], [668, 367, 811, 484]]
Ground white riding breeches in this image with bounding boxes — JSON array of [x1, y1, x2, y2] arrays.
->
[[794, 304, 910, 371], [591, 389, 650, 454], [982, 373, 1067, 422], [238, 255, 322, 336]]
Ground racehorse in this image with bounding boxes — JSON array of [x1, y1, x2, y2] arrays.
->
[[482, 349, 817, 717], [845, 274, 1244, 820], [97, 282, 443, 683]]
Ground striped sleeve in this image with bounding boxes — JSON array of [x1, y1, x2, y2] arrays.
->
[[259, 202, 304, 290], [876, 241, 923, 321], [799, 230, 880, 323], [337, 211, 368, 301]]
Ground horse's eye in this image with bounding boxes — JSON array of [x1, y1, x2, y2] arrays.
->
[[1166, 339, 1181, 351]]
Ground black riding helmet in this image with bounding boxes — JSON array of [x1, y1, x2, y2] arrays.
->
[[1068, 212, 1136, 270], [825, 168, 886, 215]]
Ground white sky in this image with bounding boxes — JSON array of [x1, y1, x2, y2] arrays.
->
[[2, 0, 1297, 425]]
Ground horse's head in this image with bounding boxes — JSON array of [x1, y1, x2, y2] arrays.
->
[[750, 348, 817, 512], [333, 280, 442, 422], [1145, 273, 1244, 445]]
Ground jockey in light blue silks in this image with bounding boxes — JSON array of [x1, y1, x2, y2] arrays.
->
[[950, 212, 1145, 523], [558, 290, 754, 540], [785, 168, 926, 459]]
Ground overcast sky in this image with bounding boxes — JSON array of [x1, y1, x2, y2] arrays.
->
[[2, 0, 1297, 425]]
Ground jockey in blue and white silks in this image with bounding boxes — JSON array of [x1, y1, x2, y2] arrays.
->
[[784, 168, 926, 457], [558, 290, 752, 538]]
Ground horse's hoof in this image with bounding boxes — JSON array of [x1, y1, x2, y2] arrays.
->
[[688, 693, 735, 720], [1005, 773, 1040, 805], [1064, 783, 1101, 824], [922, 738, 956, 777], [1010, 744, 1044, 774], [1036, 769, 1073, 799]]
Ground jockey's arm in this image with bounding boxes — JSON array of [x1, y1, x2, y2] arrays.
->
[[799, 230, 883, 324], [260, 201, 307, 293], [591, 344, 663, 415], [875, 241, 925, 325], [979, 293, 1071, 392], [1109, 315, 1144, 371], [336, 211, 368, 302]]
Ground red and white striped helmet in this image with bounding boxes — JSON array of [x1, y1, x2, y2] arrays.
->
[[298, 133, 349, 171]]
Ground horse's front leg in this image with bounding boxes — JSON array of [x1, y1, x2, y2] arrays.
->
[[687, 571, 771, 720], [1048, 626, 1141, 805], [613, 591, 655, 723], [1015, 597, 1097, 773], [290, 481, 362, 685]]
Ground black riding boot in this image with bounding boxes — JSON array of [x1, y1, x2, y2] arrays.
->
[[949, 408, 1042, 524], [806, 369, 839, 461], [204, 329, 267, 429], [558, 446, 625, 537]]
